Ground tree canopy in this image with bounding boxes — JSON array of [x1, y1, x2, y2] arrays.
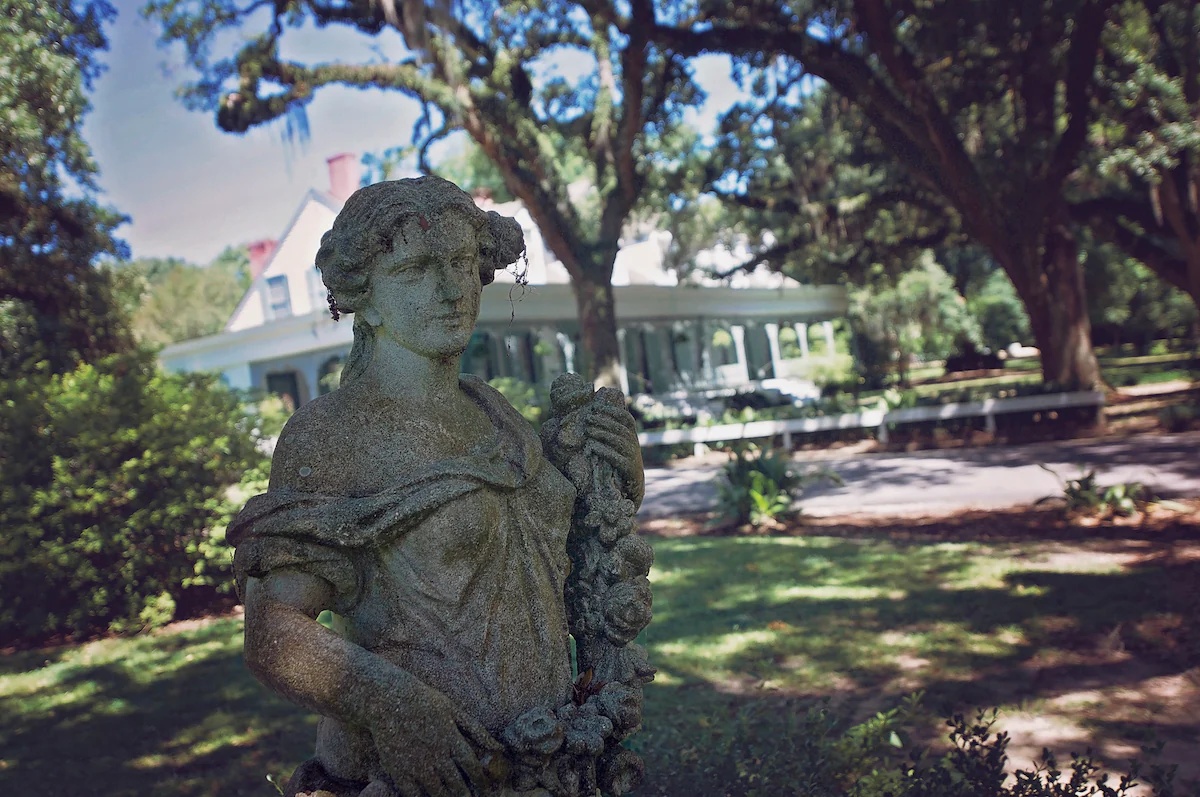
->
[[0, 0, 130, 376], [693, 80, 957, 287], [653, 0, 1117, 389], [117, 245, 251, 347], [145, 0, 703, 384], [1074, 0, 1200, 309]]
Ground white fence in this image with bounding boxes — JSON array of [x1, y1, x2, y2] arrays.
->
[[637, 390, 1106, 453]]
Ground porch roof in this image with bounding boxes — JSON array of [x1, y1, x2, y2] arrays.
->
[[160, 283, 847, 375]]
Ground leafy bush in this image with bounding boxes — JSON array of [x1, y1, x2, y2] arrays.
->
[[1038, 465, 1151, 518], [253, 391, 295, 439], [488, 376, 550, 429], [0, 352, 265, 642], [713, 445, 841, 529]]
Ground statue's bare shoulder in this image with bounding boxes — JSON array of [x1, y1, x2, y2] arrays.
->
[[268, 390, 362, 494]]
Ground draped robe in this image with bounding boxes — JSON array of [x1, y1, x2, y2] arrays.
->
[[229, 376, 577, 785]]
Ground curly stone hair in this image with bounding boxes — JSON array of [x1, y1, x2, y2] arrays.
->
[[315, 176, 526, 384]]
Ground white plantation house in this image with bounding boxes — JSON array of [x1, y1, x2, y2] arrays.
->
[[159, 154, 849, 408]]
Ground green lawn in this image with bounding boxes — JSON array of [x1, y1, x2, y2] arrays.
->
[[3, 532, 1198, 796]]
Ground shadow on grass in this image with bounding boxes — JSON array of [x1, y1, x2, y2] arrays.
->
[[0, 619, 312, 797], [3, 532, 1198, 797], [639, 533, 1200, 794]]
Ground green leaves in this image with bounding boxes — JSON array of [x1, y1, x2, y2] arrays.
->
[[713, 444, 840, 530], [0, 0, 131, 377], [0, 351, 265, 643]]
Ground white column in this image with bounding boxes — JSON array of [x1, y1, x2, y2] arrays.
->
[[686, 321, 702, 388], [731, 325, 750, 384], [616, 328, 631, 395], [823, 321, 836, 356], [489, 333, 509, 378], [222, 363, 253, 391], [764, 322, 783, 379], [657, 326, 678, 391], [699, 320, 715, 383], [556, 332, 577, 374], [300, 362, 321, 405], [538, 326, 563, 383], [504, 335, 525, 380], [794, 322, 810, 358]]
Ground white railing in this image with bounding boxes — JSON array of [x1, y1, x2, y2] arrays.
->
[[637, 390, 1106, 453]]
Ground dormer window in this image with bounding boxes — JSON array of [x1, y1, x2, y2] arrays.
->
[[266, 275, 292, 318]]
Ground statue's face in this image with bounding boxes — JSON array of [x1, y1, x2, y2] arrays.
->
[[367, 208, 483, 361]]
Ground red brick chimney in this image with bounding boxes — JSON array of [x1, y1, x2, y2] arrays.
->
[[248, 239, 277, 280], [326, 153, 359, 202]]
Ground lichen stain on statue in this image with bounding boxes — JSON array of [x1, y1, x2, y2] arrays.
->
[[226, 176, 653, 797]]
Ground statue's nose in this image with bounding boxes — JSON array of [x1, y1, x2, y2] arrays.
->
[[438, 271, 464, 302]]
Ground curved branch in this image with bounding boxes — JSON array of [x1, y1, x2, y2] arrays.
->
[[1045, 0, 1117, 193]]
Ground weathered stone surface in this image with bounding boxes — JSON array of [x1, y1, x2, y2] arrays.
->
[[228, 176, 651, 797]]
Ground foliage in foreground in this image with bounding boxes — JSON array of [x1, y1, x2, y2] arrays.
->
[[839, 704, 1194, 797], [0, 352, 265, 642], [637, 693, 1196, 797]]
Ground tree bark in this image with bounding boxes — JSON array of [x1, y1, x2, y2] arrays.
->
[[1014, 222, 1103, 390], [572, 271, 623, 388]]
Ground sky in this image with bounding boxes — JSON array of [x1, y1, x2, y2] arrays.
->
[[85, 0, 742, 264]]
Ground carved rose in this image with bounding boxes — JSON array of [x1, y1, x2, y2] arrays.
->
[[563, 713, 613, 757], [501, 706, 565, 762], [602, 579, 652, 645], [613, 534, 654, 577], [583, 496, 636, 546], [593, 683, 643, 737], [598, 746, 645, 796]]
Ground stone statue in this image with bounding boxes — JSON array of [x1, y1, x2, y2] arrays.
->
[[227, 177, 654, 797]]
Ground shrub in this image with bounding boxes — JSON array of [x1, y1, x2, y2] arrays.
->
[[488, 376, 550, 429], [0, 352, 265, 642], [713, 445, 841, 529], [1037, 465, 1152, 518]]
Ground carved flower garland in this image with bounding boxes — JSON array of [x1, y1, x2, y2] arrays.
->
[[530, 373, 655, 797]]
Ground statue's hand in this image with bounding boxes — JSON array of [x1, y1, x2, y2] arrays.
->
[[368, 677, 503, 797], [585, 402, 645, 508]]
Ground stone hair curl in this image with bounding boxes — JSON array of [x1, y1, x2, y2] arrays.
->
[[316, 176, 525, 318]]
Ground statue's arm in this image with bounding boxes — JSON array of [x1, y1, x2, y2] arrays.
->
[[243, 569, 387, 723], [243, 569, 500, 795]]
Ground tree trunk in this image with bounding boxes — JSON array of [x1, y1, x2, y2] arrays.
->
[[573, 272, 623, 389], [1016, 223, 1103, 390]]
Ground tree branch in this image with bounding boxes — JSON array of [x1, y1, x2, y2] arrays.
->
[[1045, 0, 1116, 192]]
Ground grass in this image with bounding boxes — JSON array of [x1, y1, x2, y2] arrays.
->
[[3, 529, 1199, 796]]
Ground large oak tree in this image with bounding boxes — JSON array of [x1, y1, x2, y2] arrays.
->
[[0, 0, 130, 376], [145, 0, 700, 385], [654, 0, 1116, 389]]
